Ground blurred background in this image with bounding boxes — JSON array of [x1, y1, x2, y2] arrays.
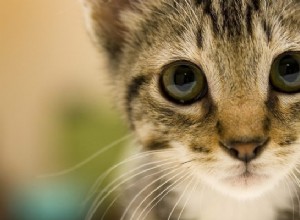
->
[[0, 0, 128, 219]]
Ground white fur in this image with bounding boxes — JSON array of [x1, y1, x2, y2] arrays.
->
[[179, 180, 293, 220], [166, 140, 300, 220]]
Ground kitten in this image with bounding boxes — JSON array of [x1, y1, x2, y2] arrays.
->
[[82, 0, 300, 219]]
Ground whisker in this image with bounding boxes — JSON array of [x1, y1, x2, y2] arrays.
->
[[284, 177, 295, 220], [139, 174, 192, 220], [86, 152, 180, 201], [290, 173, 300, 217], [87, 167, 182, 220], [290, 171, 300, 189], [120, 168, 187, 220], [99, 164, 180, 220], [167, 173, 195, 220], [136, 160, 196, 220], [38, 133, 133, 178], [86, 158, 179, 208], [131, 170, 191, 220], [87, 156, 175, 195], [177, 175, 199, 220], [294, 167, 300, 176], [85, 149, 178, 202]]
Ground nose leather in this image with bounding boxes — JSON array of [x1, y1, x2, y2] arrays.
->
[[230, 143, 258, 162], [221, 139, 268, 163]]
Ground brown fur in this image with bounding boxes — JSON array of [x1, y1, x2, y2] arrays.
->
[[82, 1, 300, 219]]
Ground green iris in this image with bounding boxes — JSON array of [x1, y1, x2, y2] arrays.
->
[[160, 61, 207, 104], [270, 52, 300, 93]]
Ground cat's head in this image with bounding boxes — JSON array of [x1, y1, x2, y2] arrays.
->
[[83, 0, 300, 199]]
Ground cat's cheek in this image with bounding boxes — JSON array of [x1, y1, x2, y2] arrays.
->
[[133, 122, 157, 143]]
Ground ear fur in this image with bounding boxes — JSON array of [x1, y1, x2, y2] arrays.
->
[[82, 0, 135, 59]]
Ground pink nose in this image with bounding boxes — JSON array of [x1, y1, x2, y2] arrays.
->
[[221, 139, 269, 162]]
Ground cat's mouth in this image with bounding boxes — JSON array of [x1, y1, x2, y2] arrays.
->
[[214, 161, 271, 191], [220, 169, 271, 198], [198, 167, 273, 200], [225, 171, 268, 183]]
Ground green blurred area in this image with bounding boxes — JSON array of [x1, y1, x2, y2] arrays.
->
[[54, 102, 129, 219], [57, 101, 129, 182], [7, 102, 128, 220]]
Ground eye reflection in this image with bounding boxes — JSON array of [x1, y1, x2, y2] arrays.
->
[[160, 61, 208, 104], [270, 52, 300, 93]]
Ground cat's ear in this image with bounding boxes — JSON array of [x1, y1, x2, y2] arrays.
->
[[82, 0, 136, 59]]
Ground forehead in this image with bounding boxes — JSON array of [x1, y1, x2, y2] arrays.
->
[[121, 0, 300, 103], [125, 0, 300, 76], [128, 0, 300, 52]]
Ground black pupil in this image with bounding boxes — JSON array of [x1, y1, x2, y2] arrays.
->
[[279, 55, 300, 82], [173, 65, 196, 91]]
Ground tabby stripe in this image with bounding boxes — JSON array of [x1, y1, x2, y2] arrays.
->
[[191, 144, 211, 154], [265, 93, 284, 121], [251, 0, 260, 11], [246, 4, 254, 35], [195, 0, 204, 5], [263, 117, 271, 133], [196, 27, 204, 48], [262, 20, 272, 42], [221, 0, 243, 37], [145, 140, 170, 150], [291, 102, 300, 119], [245, 0, 261, 35], [279, 135, 298, 146], [126, 75, 150, 119], [204, 0, 220, 35], [145, 96, 215, 127]]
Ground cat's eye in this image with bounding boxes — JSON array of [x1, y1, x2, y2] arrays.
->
[[160, 61, 207, 104], [270, 52, 300, 93]]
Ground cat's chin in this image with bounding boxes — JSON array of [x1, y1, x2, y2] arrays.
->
[[199, 171, 276, 200], [218, 172, 273, 200]]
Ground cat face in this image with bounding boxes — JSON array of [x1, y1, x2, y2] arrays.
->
[[83, 0, 300, 199]]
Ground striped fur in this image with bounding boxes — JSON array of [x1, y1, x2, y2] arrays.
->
[[83, 0, 300, 219]]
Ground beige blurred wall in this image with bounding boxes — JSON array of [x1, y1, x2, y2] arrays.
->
[[0, 0, 110, 182]]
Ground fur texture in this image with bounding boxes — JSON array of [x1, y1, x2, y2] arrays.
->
[[82, 0, 300, 219]]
